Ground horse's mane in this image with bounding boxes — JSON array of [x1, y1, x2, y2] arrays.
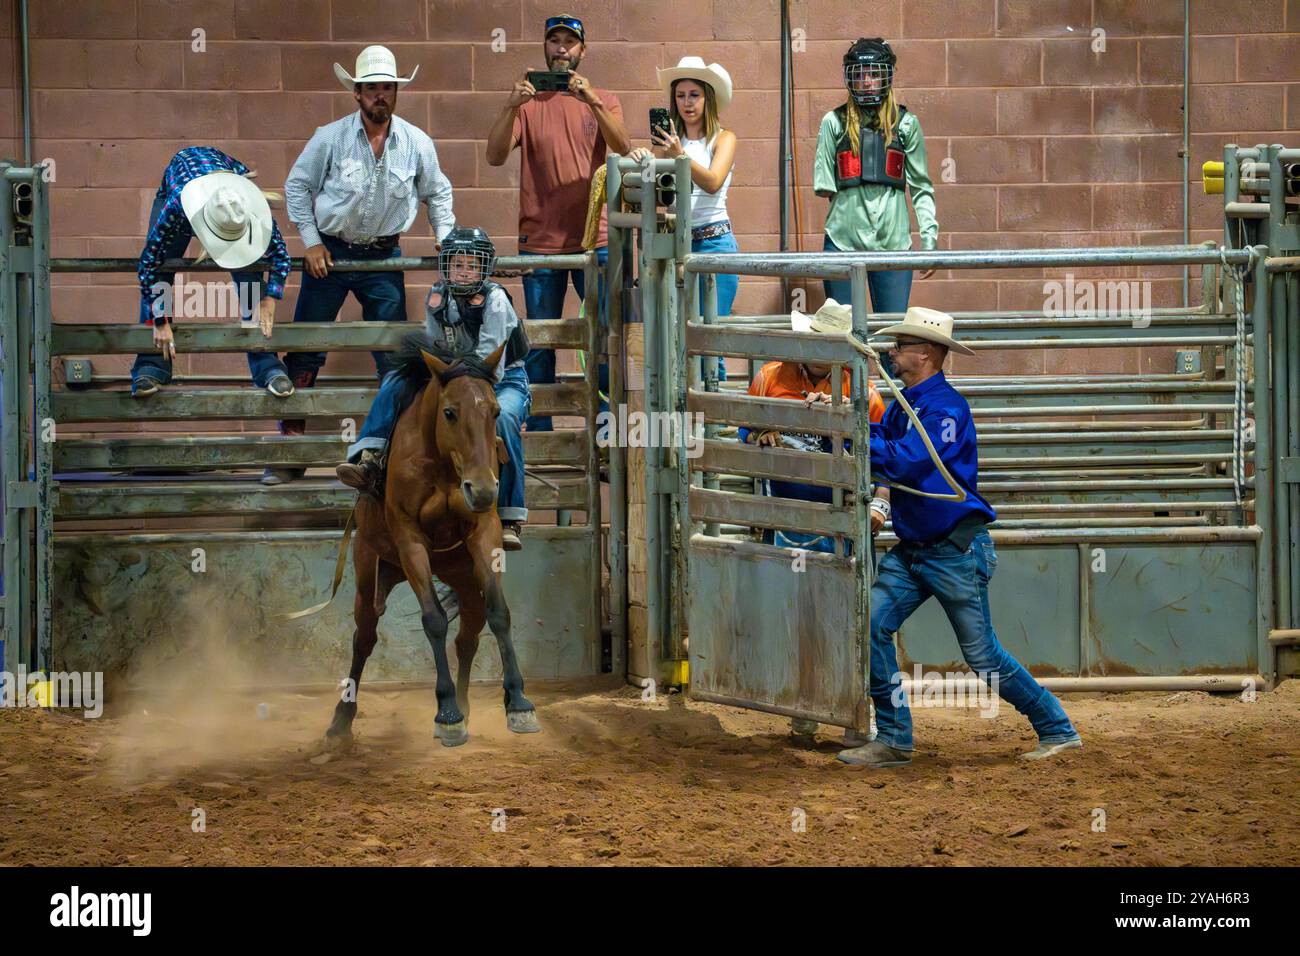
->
[[386, 333, 498, 427]]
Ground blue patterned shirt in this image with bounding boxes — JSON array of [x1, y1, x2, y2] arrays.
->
[[138, 147, 291, 323]]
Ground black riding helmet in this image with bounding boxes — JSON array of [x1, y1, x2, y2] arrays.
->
[[439, 226, 496, 296], [843, 37, 896, 108]]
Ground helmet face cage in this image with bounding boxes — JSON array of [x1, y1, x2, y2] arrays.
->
[[439, 236, 495, 297], [844, 61, 893, 107]]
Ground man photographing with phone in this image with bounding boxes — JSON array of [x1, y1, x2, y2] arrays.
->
[[486, 13, 630, 431]]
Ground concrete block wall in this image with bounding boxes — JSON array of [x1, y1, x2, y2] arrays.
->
[[1, 0, 1298, 386]]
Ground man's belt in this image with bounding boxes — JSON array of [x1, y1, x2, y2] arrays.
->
[[325, 233, 400, 251], [902, 511, 989, 552]]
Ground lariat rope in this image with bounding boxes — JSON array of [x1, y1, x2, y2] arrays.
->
[[840, 332, 968, 503]]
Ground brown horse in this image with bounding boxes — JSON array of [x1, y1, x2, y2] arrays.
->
[[324, 335, 540, 748]]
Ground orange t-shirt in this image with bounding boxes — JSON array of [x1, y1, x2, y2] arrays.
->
[[512, 90, 623, 254], [749, 361, 886, 422]]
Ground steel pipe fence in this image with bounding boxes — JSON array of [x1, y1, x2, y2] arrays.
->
[[2, 160, 608, 679], [607, 143, 1297, 696]]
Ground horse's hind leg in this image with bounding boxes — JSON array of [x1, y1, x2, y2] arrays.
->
[[325, 543, 401, 745]]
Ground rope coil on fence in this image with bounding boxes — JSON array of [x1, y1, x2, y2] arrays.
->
[[1221, 245, 1259, 507]]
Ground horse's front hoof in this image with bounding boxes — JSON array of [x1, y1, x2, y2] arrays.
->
[[507, 709, 541, 734], [320, 730, 353, 754], [434, 719, 469, 748]]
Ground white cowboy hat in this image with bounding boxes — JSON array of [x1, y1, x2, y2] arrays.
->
[[333, 45, 419, 92], [179, 171, 273, 271], [877, 306, 975, 356], [657, 56, 733, 112], [791, 298, 853, 334]]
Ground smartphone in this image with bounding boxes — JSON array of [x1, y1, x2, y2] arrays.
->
[[526, 70, 571, 93], [649, 107, 672, 141]]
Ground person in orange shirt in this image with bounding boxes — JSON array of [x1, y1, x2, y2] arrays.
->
[[737, 305, 890, 554]]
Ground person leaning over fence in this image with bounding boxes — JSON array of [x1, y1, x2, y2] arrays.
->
[[814, 37, 937, 311], [629, 56, 738, 383], [818, 307, 1082, 769], [336, 227, 532, 551], [485, 13, 630, 432], [131, 147, 292, 398], [269, 45, 456, 485]]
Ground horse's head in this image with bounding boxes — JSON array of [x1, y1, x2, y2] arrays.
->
[[420, 341, 508, 513]]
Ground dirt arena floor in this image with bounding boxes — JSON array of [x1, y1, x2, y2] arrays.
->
[[1, 676, 1297, 866]]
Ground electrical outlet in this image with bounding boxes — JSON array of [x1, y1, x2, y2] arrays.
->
[[64, 358, 93, 384], [1174, 350, 1201, 374]]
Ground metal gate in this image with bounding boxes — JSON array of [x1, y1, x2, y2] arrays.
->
[[610, 142, 1300, 723]]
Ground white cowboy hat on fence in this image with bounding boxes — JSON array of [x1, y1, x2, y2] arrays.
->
[[878, 306, 975, 355], [333, 45, 420, 92], [791, 298, 853, 334], [179, 171, 273, 271], [657, 56, 733, 111]]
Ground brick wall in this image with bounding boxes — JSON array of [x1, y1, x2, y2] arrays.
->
[[3, 0, 1299, 384]]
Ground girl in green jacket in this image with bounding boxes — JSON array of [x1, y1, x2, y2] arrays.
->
[[813, 37, 938, 311]]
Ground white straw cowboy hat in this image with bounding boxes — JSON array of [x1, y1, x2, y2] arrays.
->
[[179, 171, 273, 271], [791, 298, 853, 334], [657, 56, 733, 111], [333, 45, 420, 92], [878, 306, 975, 355]]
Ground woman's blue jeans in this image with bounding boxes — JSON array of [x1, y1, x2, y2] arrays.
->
[[694, 227, 738, 381], [869, 530, 1079, 752], [821, 235, 913, 315], [347, 365, 532, 521]]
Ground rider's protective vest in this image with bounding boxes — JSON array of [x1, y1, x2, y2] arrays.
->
[[833, 104, 908, 191], [427, 280, 530, 369]]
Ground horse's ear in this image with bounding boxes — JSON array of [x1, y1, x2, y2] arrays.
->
[[421, 349, 451, 379], [484, 341, 507, 372]]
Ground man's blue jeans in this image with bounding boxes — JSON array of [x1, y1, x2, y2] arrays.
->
[[132, 192, 288, 388], [282, 234, 408, 387], [821, 235, 913, 314], [348, 365, 531, 522], [521, 246, 607, 432], [869, 530, 1078, 752]]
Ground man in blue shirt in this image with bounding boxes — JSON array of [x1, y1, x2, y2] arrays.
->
[[835, 307, 1082, 768]]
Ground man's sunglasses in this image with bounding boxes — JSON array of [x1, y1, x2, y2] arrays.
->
[[545, 15, 585, 42]]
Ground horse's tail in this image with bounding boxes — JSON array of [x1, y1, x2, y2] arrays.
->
[[281, 506, 356, 620]]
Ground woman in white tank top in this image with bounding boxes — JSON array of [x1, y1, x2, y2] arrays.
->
[[630, 57, 739, 369]]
